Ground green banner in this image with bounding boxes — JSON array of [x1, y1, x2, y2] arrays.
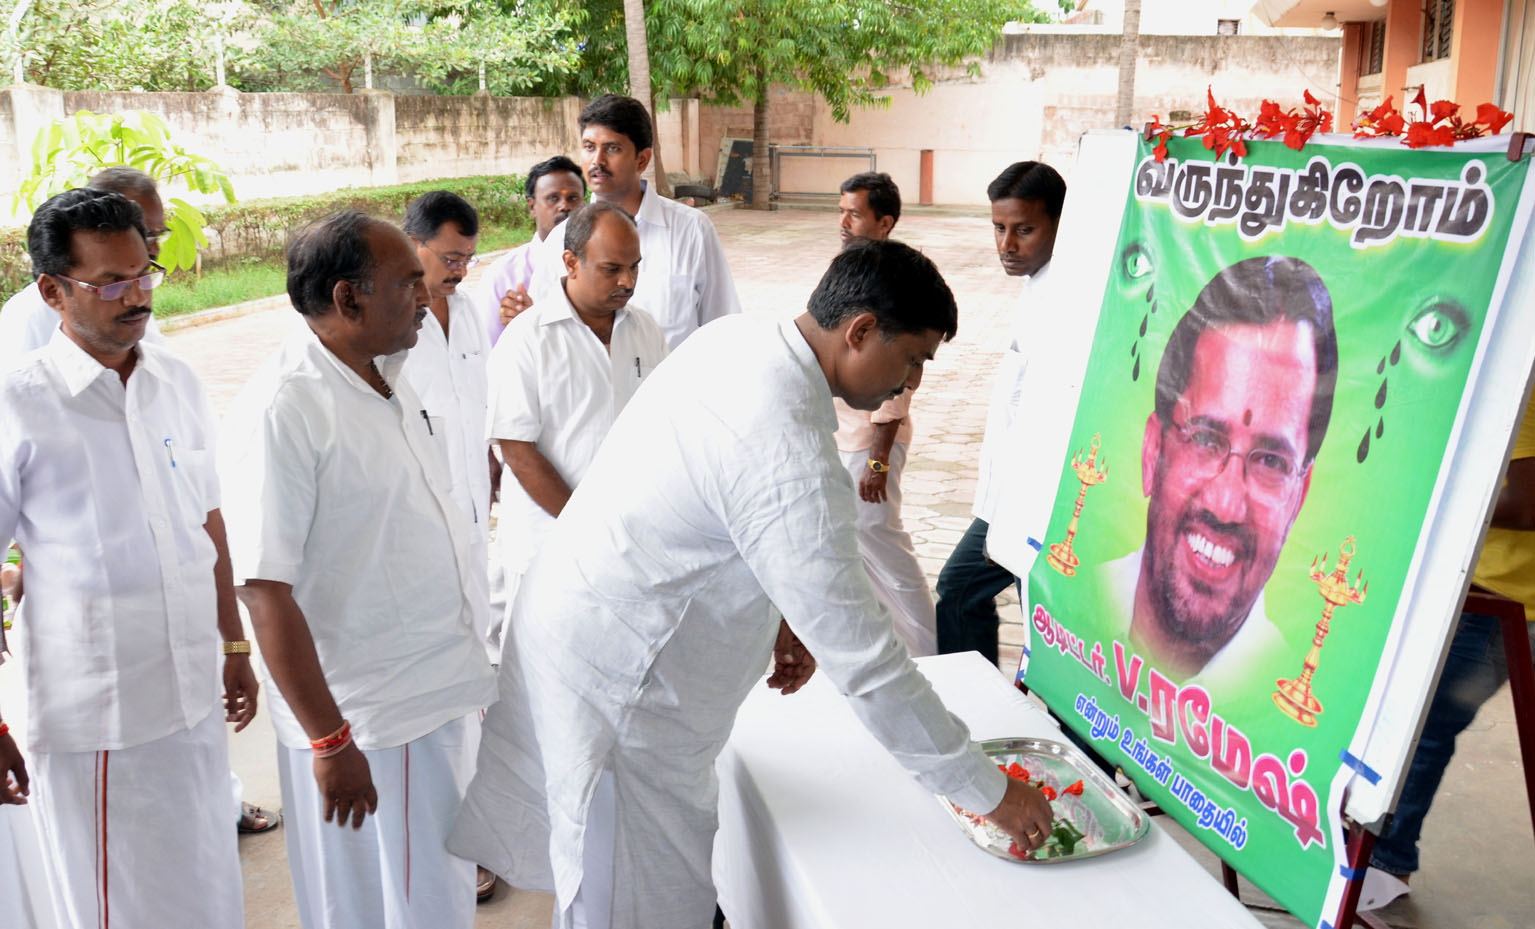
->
[[1021, 135, 1530, 926]]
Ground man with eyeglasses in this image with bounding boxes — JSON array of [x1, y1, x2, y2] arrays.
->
[[1107, 256, 1338, 686], [0, 187, 252, 927], [0, 167, 167, 372], [400, 192, 496, 659]]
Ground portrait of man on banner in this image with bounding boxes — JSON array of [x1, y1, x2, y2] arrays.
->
[[1101, 256, 1339, 688]]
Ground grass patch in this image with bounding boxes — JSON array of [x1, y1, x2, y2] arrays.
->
[[153, 224, 533, 319]]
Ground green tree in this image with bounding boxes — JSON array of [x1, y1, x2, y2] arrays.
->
[[645, 0, 1048, 207], [17, 110, 238, 273], [6, 0, 253, 92]]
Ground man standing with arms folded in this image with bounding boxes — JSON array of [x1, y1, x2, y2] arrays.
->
[[490, 201, 667, 619], [832, 171, 935, 654], [479, 155, 587, 343], [220, 211, 496, 929], [530, 94, 740, 349], [935, 161, 1065, 664], [0, 188, 253, 927]]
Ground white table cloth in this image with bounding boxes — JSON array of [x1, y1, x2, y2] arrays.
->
[[713, 651, 1264, 929]]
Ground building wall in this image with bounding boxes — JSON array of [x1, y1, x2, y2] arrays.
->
[[694, 33, 1342, 204]]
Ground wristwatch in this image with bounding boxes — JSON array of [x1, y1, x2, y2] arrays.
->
[[868, 459, 889, 473]]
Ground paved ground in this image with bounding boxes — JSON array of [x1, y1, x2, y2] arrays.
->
[[13, 207, 1532, 927]]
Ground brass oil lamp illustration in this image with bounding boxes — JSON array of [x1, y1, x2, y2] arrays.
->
[[1047, 434, 1108, 577], [1274, 536, 1368, 727]]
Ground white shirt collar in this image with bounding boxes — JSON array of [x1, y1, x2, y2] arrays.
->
[[781, 317, 838, 433], [634, 180, 669, 229], [45, 326, 170, 397], [294, 321, 405, 395], [536, 283, 635, 331]]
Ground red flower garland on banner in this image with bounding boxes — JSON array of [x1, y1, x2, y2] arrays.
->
[[1183, 87, 1253, 159], [1149, 86, 1515, 163]]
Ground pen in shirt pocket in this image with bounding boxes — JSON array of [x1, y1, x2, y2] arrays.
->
[[420, 410, 434, 435], [635, 357, 641, 379], [164, 437, 177, 468]]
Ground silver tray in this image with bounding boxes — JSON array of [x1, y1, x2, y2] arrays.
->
[[940, 737, 1150, 863]]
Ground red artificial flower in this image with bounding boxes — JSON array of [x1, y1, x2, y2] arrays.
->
[[1040, 784, 1058, 801], [1064, 780, 1085, 797], [1147, 114, 1173, 162], [1430, 98, 1461, 122], [1008, 841, 1028, 859], [1476, 102, 1515, 134], [1411, 86, 1430, 120], [1404, 120, 1457, 148], [1354, 95, 1406, 139]]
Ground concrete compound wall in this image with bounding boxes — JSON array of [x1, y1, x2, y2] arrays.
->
[[0, 31, 1340, 214], [0, 84, 582, 210], [696, 33, 1342, 204]]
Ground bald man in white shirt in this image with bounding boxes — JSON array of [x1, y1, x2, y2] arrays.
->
[[0, 188, 253, 929]]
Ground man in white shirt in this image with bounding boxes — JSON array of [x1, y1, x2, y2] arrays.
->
[[935, 161, 1066, 664], [478, 155, 587, 343], [220, 212, 497, 929], [451, 240, 1053, 929], [832, 172, 935, 655], [489, 201, 667, 623], [400, 191, 496, 661], [529, 94, 740, 349], [0, 187, 253, 928], [0, 167, 166, 373]]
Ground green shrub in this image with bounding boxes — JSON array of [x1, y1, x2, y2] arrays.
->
[[0, 174, 531, 304]]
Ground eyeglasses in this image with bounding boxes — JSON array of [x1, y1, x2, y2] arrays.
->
[[420, 243, 479, 271], [1165, 414, 1304, 499], [52, 262, 166, 302]]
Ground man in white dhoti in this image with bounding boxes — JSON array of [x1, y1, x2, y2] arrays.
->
[[451, 240, 1054, 929], [529, 94, 740, 349], [831, 172, 936, 655], [0, 187, 253, 928], [400, 191, 496, 661], [220, 212, 497, 929], [489, 201, 667, 624]]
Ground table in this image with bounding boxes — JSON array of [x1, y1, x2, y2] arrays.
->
[[713, 652, 1264, 929]]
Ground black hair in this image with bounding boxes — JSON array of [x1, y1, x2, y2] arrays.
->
[[526, 155, 587, 198], [87, 166, 158, 201], [286, 210, 381, 318], [402, 190, 479, 241], [1155, 256, 1339, 464], [840, 172, 902, 223], [579, 94, 654, 153], [563, 201, 636, 260], [27, 188, 148, 282], [986, 161, 1067, 220], [807, 239, 958, 342]]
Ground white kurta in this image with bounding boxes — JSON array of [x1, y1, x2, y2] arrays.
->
[[451, 316, 1006, 929], [486, 289, 668, 577], [529, 182, 741, 349], [219, 325, 496, 751], [974, 261, 1052, 523], [0, 281, 163, 373], [0, 331, 238, 928], [401, 291, 494, 657]]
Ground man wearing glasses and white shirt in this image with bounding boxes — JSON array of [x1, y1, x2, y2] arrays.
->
[[400, 192, 497, 662], [528, 94, 740, 350], [0, 187, 254, 929], [0, 168, 166, 372]]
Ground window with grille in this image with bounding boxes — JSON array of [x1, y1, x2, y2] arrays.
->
[[1362, 20, 1386, 75], [1422, 0, 1454, 61], [1216, 19, 1240, 36]]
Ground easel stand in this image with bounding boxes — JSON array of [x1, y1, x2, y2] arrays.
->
[[1218, 588, 1535, 929]]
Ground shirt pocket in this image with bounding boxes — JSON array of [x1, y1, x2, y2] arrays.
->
[[170, 445, 213, 519]]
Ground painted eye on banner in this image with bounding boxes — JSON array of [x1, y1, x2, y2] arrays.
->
[[1121, 243, 1155, 281], [1405, 299, 1470, 354]]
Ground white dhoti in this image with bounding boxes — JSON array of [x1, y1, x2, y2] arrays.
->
[[838, 443, 937, 656], [278, 714, 479, 929], [1, 803, 58, 929], [29, 708, 242, 929]]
